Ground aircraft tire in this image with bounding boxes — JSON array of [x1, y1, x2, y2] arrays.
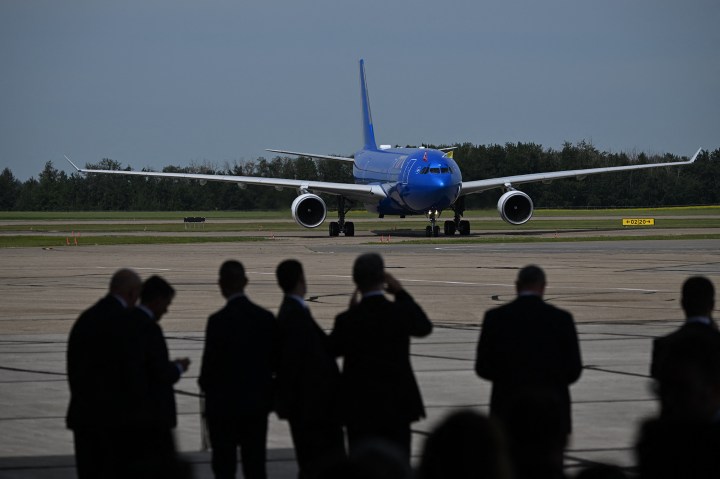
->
[[345, 222, 355, 237], [329, 222, 340, 237], [444, 220, 456, 235], [425, 225, 432, 237], [459, 220, 470, 235], [432, 225, 440, 237]]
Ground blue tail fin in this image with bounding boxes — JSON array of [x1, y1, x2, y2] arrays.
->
[[360, 59, 378, 150]]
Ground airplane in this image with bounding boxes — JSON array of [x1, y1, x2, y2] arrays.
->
[[66, 59, 703, 238]]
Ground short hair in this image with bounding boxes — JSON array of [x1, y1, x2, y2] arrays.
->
[[353, 253, 385, 291], [219, 260, 246, 289], [681, 276, 715, 317], [109, 269, 141, 295], [140, 275, 175, 303], [276, 259, 304, 294], [516, 265, 546, 289]]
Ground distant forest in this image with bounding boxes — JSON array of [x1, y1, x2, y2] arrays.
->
[[1, 142, 718, 211]]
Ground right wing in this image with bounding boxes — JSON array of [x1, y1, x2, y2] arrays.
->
[[461, 148, 703, 196], [64, 156, 386, 203]]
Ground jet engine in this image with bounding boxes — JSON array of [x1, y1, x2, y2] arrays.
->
[[497, 190, 534, 225], [291, 193, 327, 228]]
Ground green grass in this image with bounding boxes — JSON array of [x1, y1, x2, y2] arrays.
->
[[1, 206, 718, 248], [0, 235, 268, 248], [393, 233, 720, 246]]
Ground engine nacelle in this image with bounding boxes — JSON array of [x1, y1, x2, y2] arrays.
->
[[291, 193, 327, 228], [497, 190, 534, 225]]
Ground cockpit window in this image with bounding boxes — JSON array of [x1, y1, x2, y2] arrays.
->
[[440, 167, 449, 173], [429, 168, 440, 174], [419, 167, 429, 174]]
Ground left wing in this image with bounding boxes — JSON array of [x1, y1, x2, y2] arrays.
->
[[64, 156, 386, 203], [266, 149, 355, 162], [461, 147, 703, 195]]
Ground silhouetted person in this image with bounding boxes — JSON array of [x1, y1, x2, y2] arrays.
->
[[329, 253, 433, 463], [66, 268, 142, 479], [637, 276, 720, 479], [130, 275, 190, 478], [199, 260, 276, 479], [416, 409, 512, 479], [650, 276, 717, 386], [275, 260, 346, 478], [475, 265, 582, 478]]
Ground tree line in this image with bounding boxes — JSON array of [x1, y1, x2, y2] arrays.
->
[[1, 142, 718, 211]]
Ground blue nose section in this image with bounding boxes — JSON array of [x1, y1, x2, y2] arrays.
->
[[405, 176, 460, 212]]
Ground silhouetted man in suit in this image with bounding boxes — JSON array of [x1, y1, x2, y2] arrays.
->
[[66, 268, 142, 479], [637, 276, 720, 478], [475, 265, 582, 478], [649, 276, 720, 421], [130, 275, 190, 478], [275, 259, 346, 478], [330, 253, 433, 463], [199, 260, 276, 479]]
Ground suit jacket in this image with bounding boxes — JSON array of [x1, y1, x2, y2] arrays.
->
[[129, 308, 181, 429], [198, 295, 276, 420], [66, 295, 142, 430], [650, 320, 720, 379], [475, 295, 582, 434], [275, 297, 342, 425], [329, 290, 432, 425]]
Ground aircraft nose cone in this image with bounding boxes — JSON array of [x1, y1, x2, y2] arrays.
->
[[406, 176, 460, 212]]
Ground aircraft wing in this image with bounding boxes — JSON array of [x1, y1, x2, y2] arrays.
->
[[266, 149, 355, 162], [64, 157, 386, 202], [460, 148, 703, 195]]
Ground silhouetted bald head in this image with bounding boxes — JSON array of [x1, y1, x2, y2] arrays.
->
[[681, 276, 715, 317], [353, 253, 385, 292], [276, 259, 304, 295], [219, 260, 248, 298], [515, 265, 546, 296], [109, 268, 141, 307]]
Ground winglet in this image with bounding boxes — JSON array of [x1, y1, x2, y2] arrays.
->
[[688, 147, 703, 163], [64, 155, 83, 172]]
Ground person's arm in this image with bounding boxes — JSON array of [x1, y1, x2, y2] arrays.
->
[[386, 272, 433, 337], [475, 312, 496, 380]]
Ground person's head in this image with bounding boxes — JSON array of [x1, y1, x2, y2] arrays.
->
[[218, 260, 248, 298], [352, 253, 385, 293], [417, 410, 511, 479], [515, 265, 546, 296], [109, 268, 142, 307], [276, 259, 306, 296], [681, 276, 715, 318], [140, 275, 175, 321]]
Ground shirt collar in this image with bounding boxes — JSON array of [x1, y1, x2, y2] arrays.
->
[[136, 304, 155, 320], [288, 294, 307, 309], [111, 294, 129, 309], [226, 292, 246, 303], [362, 289, 385, 299], [687, 316, 712, 326]]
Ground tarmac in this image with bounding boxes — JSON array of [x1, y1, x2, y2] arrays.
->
[[1, 228, 719, 478]]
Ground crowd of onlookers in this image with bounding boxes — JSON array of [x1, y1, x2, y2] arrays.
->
[[65, 254, 719, 478]]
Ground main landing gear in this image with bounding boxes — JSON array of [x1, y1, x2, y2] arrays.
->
[[329, 196, 354, 237], [440, 197, 471, 236]]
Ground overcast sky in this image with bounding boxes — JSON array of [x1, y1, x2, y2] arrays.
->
[[1, 0, 718, 180]]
